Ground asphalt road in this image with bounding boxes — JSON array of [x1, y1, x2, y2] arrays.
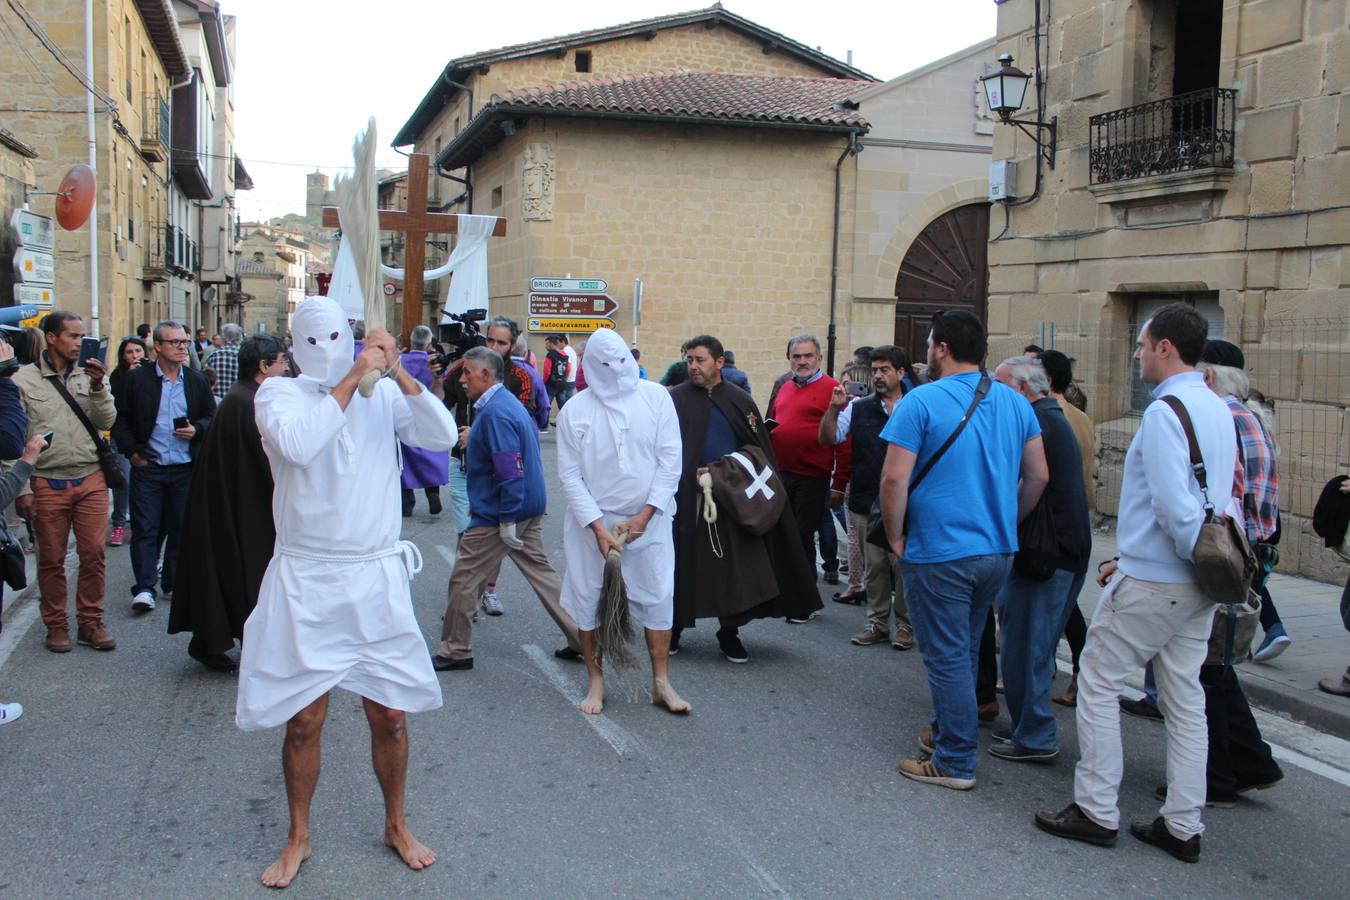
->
[[2, 439, 1348, 897]]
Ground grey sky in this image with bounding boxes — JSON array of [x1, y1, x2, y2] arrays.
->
[[229, 0, 997, 222]]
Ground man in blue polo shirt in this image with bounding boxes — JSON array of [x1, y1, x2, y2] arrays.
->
[[878, 309, 1047, 791]]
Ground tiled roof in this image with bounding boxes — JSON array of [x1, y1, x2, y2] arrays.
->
[[438, 70, 870, 169], [236, 260, 281, 277], [494, 70, 870, 127], [393, 4, 874, 146]]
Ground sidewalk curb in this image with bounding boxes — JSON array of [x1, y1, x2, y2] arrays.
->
[[1238, 671, 1350, 742]]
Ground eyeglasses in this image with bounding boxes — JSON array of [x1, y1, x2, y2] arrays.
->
[[158, 339, 190, 348]]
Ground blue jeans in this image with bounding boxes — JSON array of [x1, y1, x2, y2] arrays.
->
[[901, 553, 1012, 780], [998, 568, 1077, 751], [818, 507, 841, 573], [448, 463, 471, 536], [128, 463, 192, 597]]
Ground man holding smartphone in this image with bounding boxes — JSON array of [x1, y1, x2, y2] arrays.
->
[[12, 311, 118, 652], [112, 321, 215, 613]]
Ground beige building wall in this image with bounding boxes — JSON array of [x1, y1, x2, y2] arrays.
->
[[0, 0, 175, 339], [989, 0, 1350, 580], [846, 40, 997, 354], [466, 117, 855, 406], [412, 23, 850, 217]]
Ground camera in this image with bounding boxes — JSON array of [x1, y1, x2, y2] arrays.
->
[[435, 308, 487, 367], [0, 325, 34, 377]]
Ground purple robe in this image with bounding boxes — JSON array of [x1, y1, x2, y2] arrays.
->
[[399, 351, 450, 489]]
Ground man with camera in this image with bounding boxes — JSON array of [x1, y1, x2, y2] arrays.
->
[[12, 311, 118, 652], [112, 321, 215, 614]]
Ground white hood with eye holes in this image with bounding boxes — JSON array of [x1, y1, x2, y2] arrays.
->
[[291, 296, 355, 389]]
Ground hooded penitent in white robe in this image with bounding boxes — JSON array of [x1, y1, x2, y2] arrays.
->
[[235, 298, 456, 731], [557, 328, 682, 631]]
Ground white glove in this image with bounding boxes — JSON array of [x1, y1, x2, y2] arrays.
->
[[499, 522, 525, 550]]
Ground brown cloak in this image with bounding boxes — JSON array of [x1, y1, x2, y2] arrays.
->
[[669, 381, 822, 629]]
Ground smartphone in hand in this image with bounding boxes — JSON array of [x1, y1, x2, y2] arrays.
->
[[41, 431, 53, 449], [844, 380, 869, 397], [173, 416, 190, 430], [78, 336, 108, 368]]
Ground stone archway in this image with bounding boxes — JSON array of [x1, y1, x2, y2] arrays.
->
[[892, 201, 991, 356]]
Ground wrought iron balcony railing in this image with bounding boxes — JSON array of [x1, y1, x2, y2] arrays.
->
[[140, 93, 170, 162], [1089, 87, 1236, 185]]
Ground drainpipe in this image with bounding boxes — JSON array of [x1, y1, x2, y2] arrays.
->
[[85, 0, 99, 335], [827, 132, 862, 375]]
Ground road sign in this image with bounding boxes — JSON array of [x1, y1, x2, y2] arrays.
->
[[526, 316, 616, 334], [528, 292, 618, 318], [383, 281, 397, 296], [10, 209, 53, 252], [13, 248, 54, 285], [530, 277, 607, 294], [14, 284, 53, 307]]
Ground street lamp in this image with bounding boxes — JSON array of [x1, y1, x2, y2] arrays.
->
[[980, 53, 1056, 169]]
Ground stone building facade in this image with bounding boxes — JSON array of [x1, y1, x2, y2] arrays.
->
[[392, 5, 998, 397], [987, 0, 1349, 580]]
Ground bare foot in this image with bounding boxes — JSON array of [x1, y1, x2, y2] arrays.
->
[[260, 838, 312, 889], [580, 681, 605, 715], [385, 823, 437, 871], [651, 679, 691, 715]]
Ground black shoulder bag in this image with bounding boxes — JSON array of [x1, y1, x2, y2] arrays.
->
[[46, 375, 126, 489], [867, 373, 992, 550]]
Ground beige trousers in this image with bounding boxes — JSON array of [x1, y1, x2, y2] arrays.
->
[[437, 516, 580, 661], [849, 510, 909, 632]]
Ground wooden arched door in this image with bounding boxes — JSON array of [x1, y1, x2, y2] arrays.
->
[[893, 202, 990, 359]]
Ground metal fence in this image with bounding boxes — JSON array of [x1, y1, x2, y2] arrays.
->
[[996, 319, 1350, 549]]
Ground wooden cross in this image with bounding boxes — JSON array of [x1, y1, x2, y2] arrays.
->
[[322, 152, 507, 344]]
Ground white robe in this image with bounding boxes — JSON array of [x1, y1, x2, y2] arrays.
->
[[235, 376, 456, 731], [557, 379, 682, 631]]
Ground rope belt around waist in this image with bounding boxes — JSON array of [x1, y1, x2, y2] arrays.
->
[[278, 540, 424, 579]]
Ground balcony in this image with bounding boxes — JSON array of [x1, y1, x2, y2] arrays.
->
[[142, 221, 168, 282], [170, 74, 212, 200], [1088, 88, 1236, 202], [140, 93, 169, 162]]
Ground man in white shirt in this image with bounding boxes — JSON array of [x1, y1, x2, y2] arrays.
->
[[560, 335, 579, 404], [556, 328, 687, 715], [1036, 303, 1236, 864]]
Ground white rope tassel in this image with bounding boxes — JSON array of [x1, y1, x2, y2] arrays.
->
[[698, 471, 723, 559]]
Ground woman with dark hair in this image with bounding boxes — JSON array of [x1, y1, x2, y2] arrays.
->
[[169, 333, 288, 672], [107, 337, 148, 547]]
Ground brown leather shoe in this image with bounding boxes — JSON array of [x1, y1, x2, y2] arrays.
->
[[45, 626, 72, 653], [918, 729, 935, 755], [851, 626, 888, 646], [892, 624, 915, 651], [76, 624, 117, 651], [978, 700, 999, 721], [1034, 802, 1118, 847], [1129, 816, 1200, 863]]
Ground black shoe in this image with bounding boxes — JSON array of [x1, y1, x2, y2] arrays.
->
[[427, 494, 443, 515], [1235, 774, 1282, 794], [831, 590, 866, 606], [988, 739, 1058, 764], [992, 725, 1012, 742], [187, 637, 238, 674], [1129, 817, 1200, 863], [717, 629, 749, 664], [1034, 802, 1118, 847], [554, 646, 582, 662], [1119, 697, 1164, 721], [786, 610, 820, 624], [432, 654, 472, 671], [1152, 784, 1235, 809]]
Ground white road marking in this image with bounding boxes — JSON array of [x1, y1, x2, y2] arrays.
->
[[435, 544, 456, 567], [521, 643, 646, 759], [0, 598, 38, 672], [1055, 657, 1350, 786]]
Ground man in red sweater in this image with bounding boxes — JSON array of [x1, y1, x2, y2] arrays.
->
[[770, 335, 851, 617]]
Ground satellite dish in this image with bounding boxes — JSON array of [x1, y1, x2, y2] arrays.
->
[[55, 164, 96, 230]]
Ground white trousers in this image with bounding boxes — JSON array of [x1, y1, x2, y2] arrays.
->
[[1072, 574, 1213, 837]]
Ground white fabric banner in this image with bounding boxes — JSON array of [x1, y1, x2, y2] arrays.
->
[[376, 213, 497, 320], [327, 235, 365, 321]]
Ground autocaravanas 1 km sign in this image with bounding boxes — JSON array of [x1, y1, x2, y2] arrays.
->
[[526, 316, 616, 334]]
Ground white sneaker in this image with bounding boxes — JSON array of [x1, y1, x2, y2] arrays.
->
[[0, 702, 22, 725], [481, 589, 503, 617], [132, 591, 156, 613]]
